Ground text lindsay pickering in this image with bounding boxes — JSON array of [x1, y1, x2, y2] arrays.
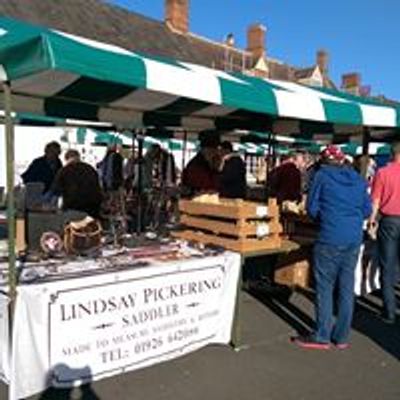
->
[[60, 277, 222, 322]]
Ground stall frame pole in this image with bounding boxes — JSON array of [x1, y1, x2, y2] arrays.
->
[[136, 131, 144, 235], [3, 82, 17, 309], [181, 130, 188, 173], [3, 83, 17, 400], [361, 127, 371, 178], [265, 130, 275, 198]]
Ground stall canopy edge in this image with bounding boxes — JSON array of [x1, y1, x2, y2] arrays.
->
[[0, 17, 399, 137]]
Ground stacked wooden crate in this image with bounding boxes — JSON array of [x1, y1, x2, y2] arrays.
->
[[173, 198, 282, 253], [281, 213, 318, 241]]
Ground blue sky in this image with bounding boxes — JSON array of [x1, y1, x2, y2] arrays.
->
[[110, 0, 399, 100]]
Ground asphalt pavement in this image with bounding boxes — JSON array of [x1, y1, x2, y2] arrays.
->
[[1, 286, 399, 400]]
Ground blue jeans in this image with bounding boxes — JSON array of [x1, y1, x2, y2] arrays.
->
[[313, 243, 360, 344], [378, 216, 400, 319]]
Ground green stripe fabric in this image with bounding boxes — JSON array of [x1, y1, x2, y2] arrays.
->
[[219, 74, 278, 116], [49, 31, 147, 89], [322, 99, 363, 125]]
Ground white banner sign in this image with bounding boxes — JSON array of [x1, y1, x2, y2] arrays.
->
[[0, 294, 9, 383], [5, 252, 240, 400], [50, 265, 231, 384]]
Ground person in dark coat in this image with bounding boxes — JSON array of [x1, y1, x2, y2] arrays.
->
[[181, 131, 220, 197], [268, 151, 306, 203], [21, 141, 62, 193], [218, 141, 246, 199], [51, 149, 103, 218], [98, 146, 124, 192]]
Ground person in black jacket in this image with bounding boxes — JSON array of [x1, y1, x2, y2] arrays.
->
[[218, 141, 247, 199], [51, 149, 103, 218], [21, 141, 62, 193]]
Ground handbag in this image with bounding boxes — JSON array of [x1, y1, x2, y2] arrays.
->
[[64, 216, 102, 255]]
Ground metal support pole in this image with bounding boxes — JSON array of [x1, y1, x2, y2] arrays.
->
[[3, 82, 17, 308], [266, 131, 274, 199], [131, 130, 136, 159], [230, 255, 244, 351], [4, 83, 16, 395], [271, 132, 277, 169], [136, 133, 144, 235], [182, 130, 188, 173], [361, 127, 371, 178]]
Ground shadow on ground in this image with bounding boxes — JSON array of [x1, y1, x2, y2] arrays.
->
[[37, 364, 101, 400], [38, 385, 100, 400], [248, 283, 400, 361]]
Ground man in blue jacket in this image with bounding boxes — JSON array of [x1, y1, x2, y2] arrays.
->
[[294, 145, 371, 350]]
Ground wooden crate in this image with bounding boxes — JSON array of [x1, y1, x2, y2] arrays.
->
[[180, 215, 282, 238], [179, 198, 279, 220], [172, 229, 282, 253], [175, 198, 282, 253], [281, 213, 318, 241]]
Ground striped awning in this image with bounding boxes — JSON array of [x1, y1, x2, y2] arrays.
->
[[74, 127, 198, 152], [340, 142, 391, 156], [0, 17, 399, 136]]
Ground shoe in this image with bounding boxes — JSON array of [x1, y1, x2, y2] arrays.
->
[[380, 314, 396, 325], [334, 343, 350, 350], [292, 335, 331, 350]]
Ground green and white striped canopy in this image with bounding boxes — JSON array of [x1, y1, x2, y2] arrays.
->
[[0, 17, 399, 136], [74, 127, 198, 152]]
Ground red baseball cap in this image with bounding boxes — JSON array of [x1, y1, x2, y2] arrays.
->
[[320, 145, 345, 163]]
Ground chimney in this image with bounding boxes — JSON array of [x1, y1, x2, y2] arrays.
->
[[342, 73, 361, 95], [225, 33, 235, 47], [316, 49, 329, 76], [247, 24, 267, 60], [165, 0, 189, 34]]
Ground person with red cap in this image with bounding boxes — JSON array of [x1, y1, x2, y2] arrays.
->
[[294, 145, 371, 350]]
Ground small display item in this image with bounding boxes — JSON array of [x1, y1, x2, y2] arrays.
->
[[40, 231, 64, 255]]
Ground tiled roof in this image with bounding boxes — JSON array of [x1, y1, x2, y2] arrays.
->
[[0, 0, 322, 82], [294, 67, 316, 80], [0, 0, 256, 70], [323, 77, 337, 90]]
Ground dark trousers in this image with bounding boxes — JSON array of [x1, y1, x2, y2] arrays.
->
[[313, 243, 360, 344], [378, 216, 400, 319]]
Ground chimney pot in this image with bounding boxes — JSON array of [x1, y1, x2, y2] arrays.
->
[[342, 73, 361, 95], [316, 49, 329, 75], [165, 0, 189, 34], [225, 33, 235, 47], [247, 24, 267, 60]]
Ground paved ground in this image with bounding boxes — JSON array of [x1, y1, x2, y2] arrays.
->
[[1, 286, 399, 400]]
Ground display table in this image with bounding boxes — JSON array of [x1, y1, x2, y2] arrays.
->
[[0, 250, 241, 400]]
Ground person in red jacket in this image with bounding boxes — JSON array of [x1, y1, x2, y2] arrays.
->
[[181, 131, 220, 197], [268, 151, 306, 203]]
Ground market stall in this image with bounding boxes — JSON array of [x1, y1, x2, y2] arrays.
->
[[1, 15, 400, 398], [0, 245, 240, 400]]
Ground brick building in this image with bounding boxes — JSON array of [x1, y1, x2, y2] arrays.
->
[[0, 0, 337, 89]]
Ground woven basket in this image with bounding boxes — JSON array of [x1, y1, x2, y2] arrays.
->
[[64, 217, 102, 255]]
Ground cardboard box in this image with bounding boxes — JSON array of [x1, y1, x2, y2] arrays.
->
[[274, 246, 312, 288]]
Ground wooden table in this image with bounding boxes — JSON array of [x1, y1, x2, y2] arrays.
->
[[230, 238, 315, 350]]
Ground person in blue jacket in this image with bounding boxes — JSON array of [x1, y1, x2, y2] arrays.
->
[[294, 145, 372, 350]]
